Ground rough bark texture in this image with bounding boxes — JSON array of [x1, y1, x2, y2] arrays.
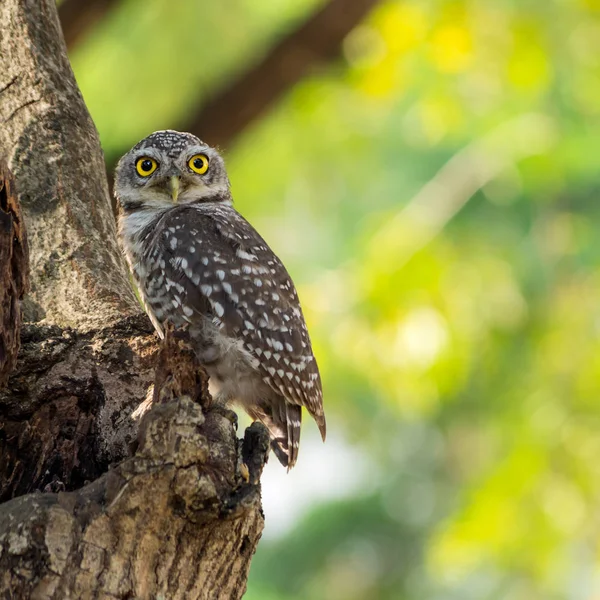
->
[[0, 315, 158, 503], [0, 161, 29, 387], [0, 329, 269, 599], [0, 1, 268, 597], [0, 0, 138, 330]]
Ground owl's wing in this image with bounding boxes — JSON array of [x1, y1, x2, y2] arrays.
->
[[150, 203, 325, 436]]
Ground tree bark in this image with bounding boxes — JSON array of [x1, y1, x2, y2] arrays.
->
[[0, 0, 138, 330], [0, 1, 268, 598], [0, 329, 269, 599]]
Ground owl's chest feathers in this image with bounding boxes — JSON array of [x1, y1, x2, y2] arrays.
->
[[120, 208, 192, 325], [202, 333, 267, 406], [119, 208, 161, 281], [119, 207, 265, 405]]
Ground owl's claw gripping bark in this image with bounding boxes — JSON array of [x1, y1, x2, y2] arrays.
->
[[241, 422, 270, 485]]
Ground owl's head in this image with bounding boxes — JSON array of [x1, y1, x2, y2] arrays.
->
[[114, 130, 231, 210]]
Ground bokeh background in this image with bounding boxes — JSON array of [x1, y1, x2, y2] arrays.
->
[[62, 0, 600, 597]]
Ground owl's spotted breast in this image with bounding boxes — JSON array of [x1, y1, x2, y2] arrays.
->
[[119, 194, 325, 468]]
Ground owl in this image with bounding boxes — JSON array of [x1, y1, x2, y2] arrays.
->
[[115, 130, 326, 469]]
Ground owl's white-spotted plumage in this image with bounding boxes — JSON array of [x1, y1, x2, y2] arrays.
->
[[115, 130, 325, 468]]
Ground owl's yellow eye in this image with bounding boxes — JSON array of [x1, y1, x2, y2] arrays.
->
[[136, 157, 158, 177], [188, 154, 209, 175]]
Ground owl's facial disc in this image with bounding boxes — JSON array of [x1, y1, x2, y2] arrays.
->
[[114, 130, 232, 210]]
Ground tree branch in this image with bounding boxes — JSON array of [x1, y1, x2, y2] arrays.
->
[[106, 0, 380, 172], [58, 0, 120, 50], [367, 114, 558, 272], [188, 0, 380, 149]]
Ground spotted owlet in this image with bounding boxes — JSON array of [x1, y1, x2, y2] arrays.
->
[[115, 130, 326, 468]]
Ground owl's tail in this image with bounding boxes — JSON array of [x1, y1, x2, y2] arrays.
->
[[247, 400, 302, 470]]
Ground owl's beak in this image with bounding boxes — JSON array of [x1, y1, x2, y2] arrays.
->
[[169, 176, 180, 203]]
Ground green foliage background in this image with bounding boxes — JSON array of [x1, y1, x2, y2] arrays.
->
[[71, 0, 600, 597]]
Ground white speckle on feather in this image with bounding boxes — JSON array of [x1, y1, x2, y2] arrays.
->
[[236, 248, 258, 261]]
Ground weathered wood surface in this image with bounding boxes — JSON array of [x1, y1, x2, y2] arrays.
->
[[0, 0, 138, 330], [0, 329, 269, 599]]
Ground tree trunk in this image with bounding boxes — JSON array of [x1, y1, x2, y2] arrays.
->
[[0, 1, 268, 598]]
